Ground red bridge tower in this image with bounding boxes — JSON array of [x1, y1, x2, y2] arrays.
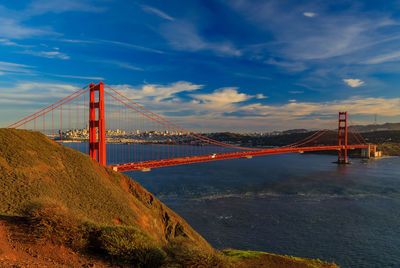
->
[[337, 111, 348, 164], [89, 82, 106, 165]]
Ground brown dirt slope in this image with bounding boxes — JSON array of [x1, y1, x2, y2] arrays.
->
[[0, 215, 111, 267]]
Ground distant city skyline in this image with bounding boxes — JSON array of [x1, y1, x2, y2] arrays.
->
[[1, 0, 400, 131]]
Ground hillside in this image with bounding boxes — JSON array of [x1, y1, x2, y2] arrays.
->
[[0, 128, 208, 247], [349, 122, 400, 133], [0, 129, 338, 267]]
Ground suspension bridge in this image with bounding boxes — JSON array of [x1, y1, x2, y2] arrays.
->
[[6, 82, 375, 172]]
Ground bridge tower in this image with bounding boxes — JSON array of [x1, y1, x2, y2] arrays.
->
[[89, 82, 106, 165], [337, 111, 348, 164]]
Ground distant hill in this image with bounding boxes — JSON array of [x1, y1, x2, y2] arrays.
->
[[0, 129, 338, 267], [282, 129, 309, 135], [349, 122, 400, 133]]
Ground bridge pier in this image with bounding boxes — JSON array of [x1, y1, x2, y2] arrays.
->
[[361, 145, 371, 159], [361, 144, 381, 159]]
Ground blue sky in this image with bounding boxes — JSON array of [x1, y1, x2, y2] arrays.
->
[[1, 0, 400, 131]]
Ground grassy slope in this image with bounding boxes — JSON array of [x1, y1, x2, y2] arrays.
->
[[0, 129, 339, 267], [0, 128, 208, 247], [223, 250, 338, 268]]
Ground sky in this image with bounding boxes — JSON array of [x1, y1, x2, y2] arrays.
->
[[1, 0, 400, 132]]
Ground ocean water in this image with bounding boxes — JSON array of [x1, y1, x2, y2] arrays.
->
[[69, 143, 400, 268]]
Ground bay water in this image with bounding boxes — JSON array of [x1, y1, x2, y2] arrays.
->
[[70, 143, 400, 267]]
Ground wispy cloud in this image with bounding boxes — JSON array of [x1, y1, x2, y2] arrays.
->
[[239, 97, 400, 119], [0, 1, 104, 40], [26, 0, 106, 15], [226, 0, 397, 61], [45, 73, 104, 80], [21, 50, 70, 60], [7, 82, 76, 93], [0, 38, 31, 47], [93, 60, 143, 71], [343, 79, 364, 87], [57, 38, 164, 54], [141, 5, 175, 21], [58, 38, 94, 44], [96, 39, 164, 54], [0, 61, 34, 73], [265, 58, 307, 72], [289, 90, 304, 94], [0, 17, 50, 39], [0, 81, 78, 107], [363, 51, 400, 64], [0, 81, 84, 125], [234, 73, 271, 80], [160, 21, 242, 56]]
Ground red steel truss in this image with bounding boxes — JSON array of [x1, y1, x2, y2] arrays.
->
[[110, 144, 370, 172]]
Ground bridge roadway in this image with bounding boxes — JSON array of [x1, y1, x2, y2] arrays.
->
[[109, 144, 370, 172]]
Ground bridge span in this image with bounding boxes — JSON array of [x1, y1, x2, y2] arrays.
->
[[6, 82, 377, 172], [110, 145, 372, 172]]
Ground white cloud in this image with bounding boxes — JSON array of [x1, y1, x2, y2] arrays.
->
[[239, 97, 400, 118], [256, 94, 268, 99], [303, 12, 316, 18], [163, 95, 400, 131], [192, 87, 251, 104], [0, 81, 79, 108], [343, 78, 364, 87], [289, 90, 304, 94], [111, 81, 203, 103], [141, 5, 175, 21], [3, 80, 400, 131]]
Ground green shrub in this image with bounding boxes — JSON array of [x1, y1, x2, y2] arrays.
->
[[163, 237, 232, 268], [94, 225, 166, 267]]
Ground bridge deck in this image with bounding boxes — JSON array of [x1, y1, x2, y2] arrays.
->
[[109, 145, 370, 172]]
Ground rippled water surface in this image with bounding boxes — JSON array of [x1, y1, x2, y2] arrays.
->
[[70, 143, 400, 268]]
